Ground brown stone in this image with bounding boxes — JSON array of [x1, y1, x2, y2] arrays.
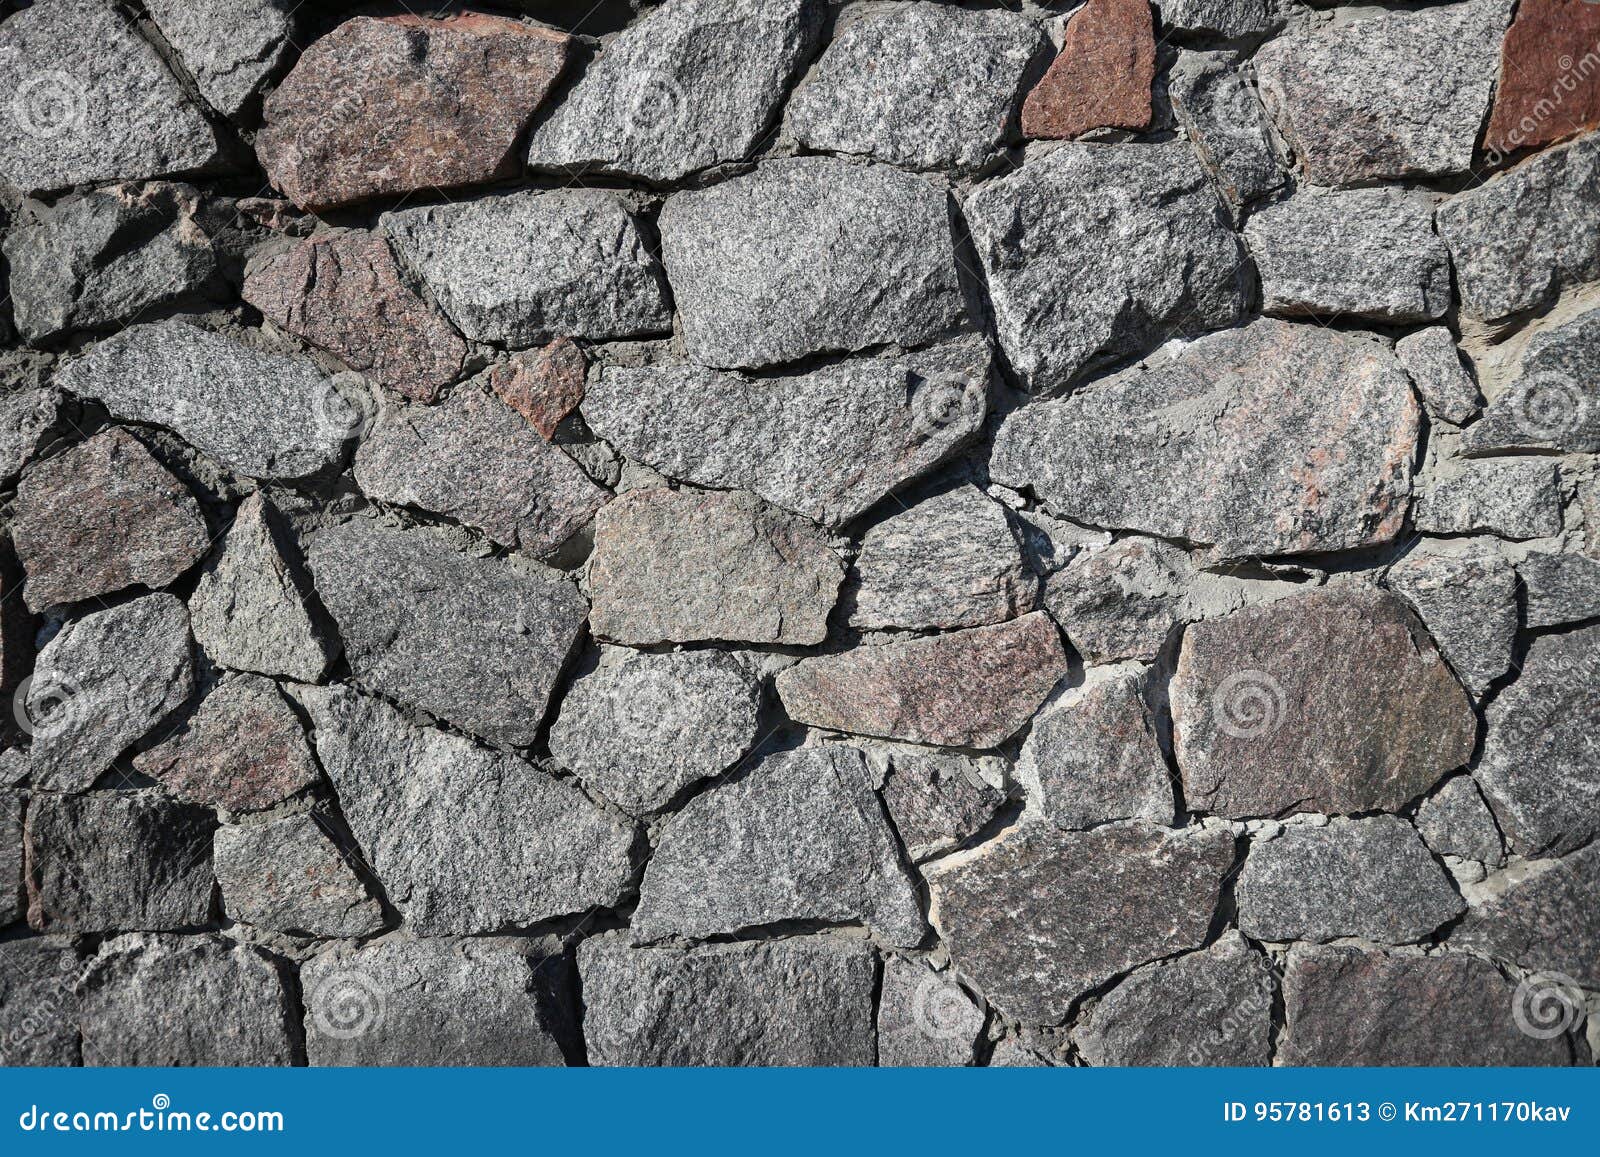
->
[[243, 231, 467, 404], [1021, 0, 1155, 140], [256, 14, 572, 210], [775, 612, 1069, 748], [487, 338, 586, 440], [1484, 0, 1600, 160]]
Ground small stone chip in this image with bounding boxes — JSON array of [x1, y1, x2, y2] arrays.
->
[[1414, 776, 1505, 867], [1042, 537, 1195, 664], [0, 388, 62, 485], [1519, 551, 1600, 628], [1461, 303, 1600, 454], [1168, 51, 1285, 209], [488, 339, 586, 440], [215, 812, 384, 938]]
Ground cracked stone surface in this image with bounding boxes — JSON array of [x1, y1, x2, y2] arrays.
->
[[876, 956, 985, 1067], [1415, 776, 1505, 867], [1386, 541, 1518, 697], [1168, 51, 1285, 209], [1455, 843, 1600, 988], [1042, 537, 1194, 663], [144, 0, 294, 119], [878, 749, 1006, 862], [215, 812, 383, 939]]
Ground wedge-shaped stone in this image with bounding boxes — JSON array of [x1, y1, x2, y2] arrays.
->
[[991, 321, 1418, 557], [926, 822, 1235, 1024], [1171, 587, 1477, 817], [1519, 552, 1600, 628], [1462, 303, 1600, 454], [1413, 459, 1562, 540], [879, 749, 1006, 862], [303, 685, 636, 934], [0, 938, 81, 1066], [1455, 843, 1600, 987], [1168, 51, 1285, 209], [145, 0, 294, 118], [1415, 776, 1505, 866], [216, 812, 383, 939], [1395, 326, 1482, 426], [876, 956, 985, 1067], [1386, 540, 1518, 696], [580, 934, 875, 1066], [776, 613, 1069, 749], [631, 746, 922, 946]]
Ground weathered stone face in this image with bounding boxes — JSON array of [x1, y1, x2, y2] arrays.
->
[[878, 749, 1006, 862], [1415, 776, 1505, 866], [0, 938, 82, 1066], [215, 812, 383, 939], [0, 389, 61, 486], [1168, 51, 1285, 209], [1413, 459, 1563, 541], [1042, 537, 1195, 663], [1386, 541, 1518, 697], [1519, 551, 1600, 628], [876, 956, 985, 1067], [1161, 0, 1275, 40], [1394, 327, 1482, 426], [1484, 0, 1600, 160], [1454, 842, 1600, 987], [488, 339, 586, 440], [1, 791, 23, 929], [144, 0, 294, 119], [1021, 0, 1155, 140], [1462, 303, 1600, 454]]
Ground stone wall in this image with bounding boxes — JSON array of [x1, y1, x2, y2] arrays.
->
[[0, 0, 1596, 1067]]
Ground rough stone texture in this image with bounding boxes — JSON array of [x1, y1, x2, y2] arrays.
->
[[966, 140, 1245, 393], [879, 749, 1006, 862], [588, 488, 841, 647], [0, 938, 81, 1066], [303, 685, 636, 934], [54, 320, 351, 480], [0, 537, 31, 751], [1395, 326, 1482, 426], [1073, 933, 1273, 1067], [529, 0, 819, 185], [1253, 0, 1510, 186], [1474, 625, 1600, 857], [631, 746, 923, 946], [1171, 587, 1477, 818], [548, 648, 762, 815], [1462, 303, 1600, 454], [1414, 776, 1505, 866], [215, 812, 383, 938], [1236, 817, 1465, 944], [384, 190, 670, 347], [580, 935, 875, 1066], [1386, 541, 1518, 696], [876, 956, 985, 1067], [4, 183, 222, 344], [1520, 551, 1600, 627], [79, 934, 295, 1066], [991, 321, 1418, 558], [1245, 188, 1450, 323], [243, 231, 467, 404], [12, 428, 209, 611], [1455, 843, 1600, 987], [1168, 51, 1284, 209], [1, 791, 21, 927], [926, 822, 1235, 1024], [1279, 946, 1574, 1066], [0, 388, 61, 484], [1413, 459, 1563, 541], [1017, 670, 1174, 830], [1484, 0, 1600, 160], [25, 593, 195, 793], [582, 343, 989, 527], [188, 492, 335, 683], [305, 520, 587, 747], [133, 674, 321, 814], [26, 791, 216, 933], [1043, 537, 1194, 662], [257, 14, 572, 210], [488, 339, 585, 439], [1161, 0, 1275, 39], [1021, 0, 1155, 140], [0, 0, 223, 195], [658, 157, 964, 371], [302, 938, 572, 1066], [785, 4, 1043, 172], [144, 0, 294, 118], [776, 613, 1069, 748], [354, 386, 608, 557]]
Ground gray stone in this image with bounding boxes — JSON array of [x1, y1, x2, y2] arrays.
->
[[305, 520, 587, 747], [1395, 326, 1482, 426], [926, 822, 1234, 1024], [783, 5, 1043, 172], [632, 746, 922, 946], [383, 190, 671, 347], [1474, 625, 1600, 857], [0, 750, 27, 789], [0, 938, 81, 1066], [528, 0, 819, 184], [302, 938, 572, 1066], [0, 388, 61, 484], [1438, 131, 1600, 324], [1, 791, 20, 927], [991, 320, 1418, 558], [581, 342, 989, 527], [215, 812, 384, 938], [80, 933, 296, 1066], [1414, 459, 1563, 541], [354, 387, 608, 557], [1455, 843, 1600, 987], [3, 183, 222, 343], [1168, 51, 1285, 209], [13, 427, 209, 611], [588, 488, 842, 647], [879, 749, 1006, 862], [25, 790, 216, 933], [54, 320, 352, 480], [1414, 776, 1505, 866], [303, 685, 636, 934], [1280, 945, 1574, 1066], [964, 140, 1245, 394], [25, 593, 195, 793], [189, 492, 335, 683], [1254, 0, 1510, 186], [658, 157, 965, 370], [987, 1037, 1051, 1067], [144, 0, 294, 118], [579, 934, 875, 1066], [876, 956, 985, 1067], [0, 0, 223, 194], [1245, 188, 1451, 323], [1386, 541, 1518, 696], [548, 648, 762, 816], [1236, 817, 1465, 944], [1074, 933, 1273, 1067], [1171, 587, 1477, 818], [1017, 669, 1174, 830], [1462, 304, 1600, 453], [1520, 551, 1600, 627], [1160, 0, 1275, 39], [1043, 537, 1194, 663]]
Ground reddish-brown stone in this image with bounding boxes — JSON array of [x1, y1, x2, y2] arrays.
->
[[244, 231, 467, 403], [1484, 0, 1600, 160], [487, 338, 586, 439], [1021, 0, 1155, 140], [256, 14, 573, 210]]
